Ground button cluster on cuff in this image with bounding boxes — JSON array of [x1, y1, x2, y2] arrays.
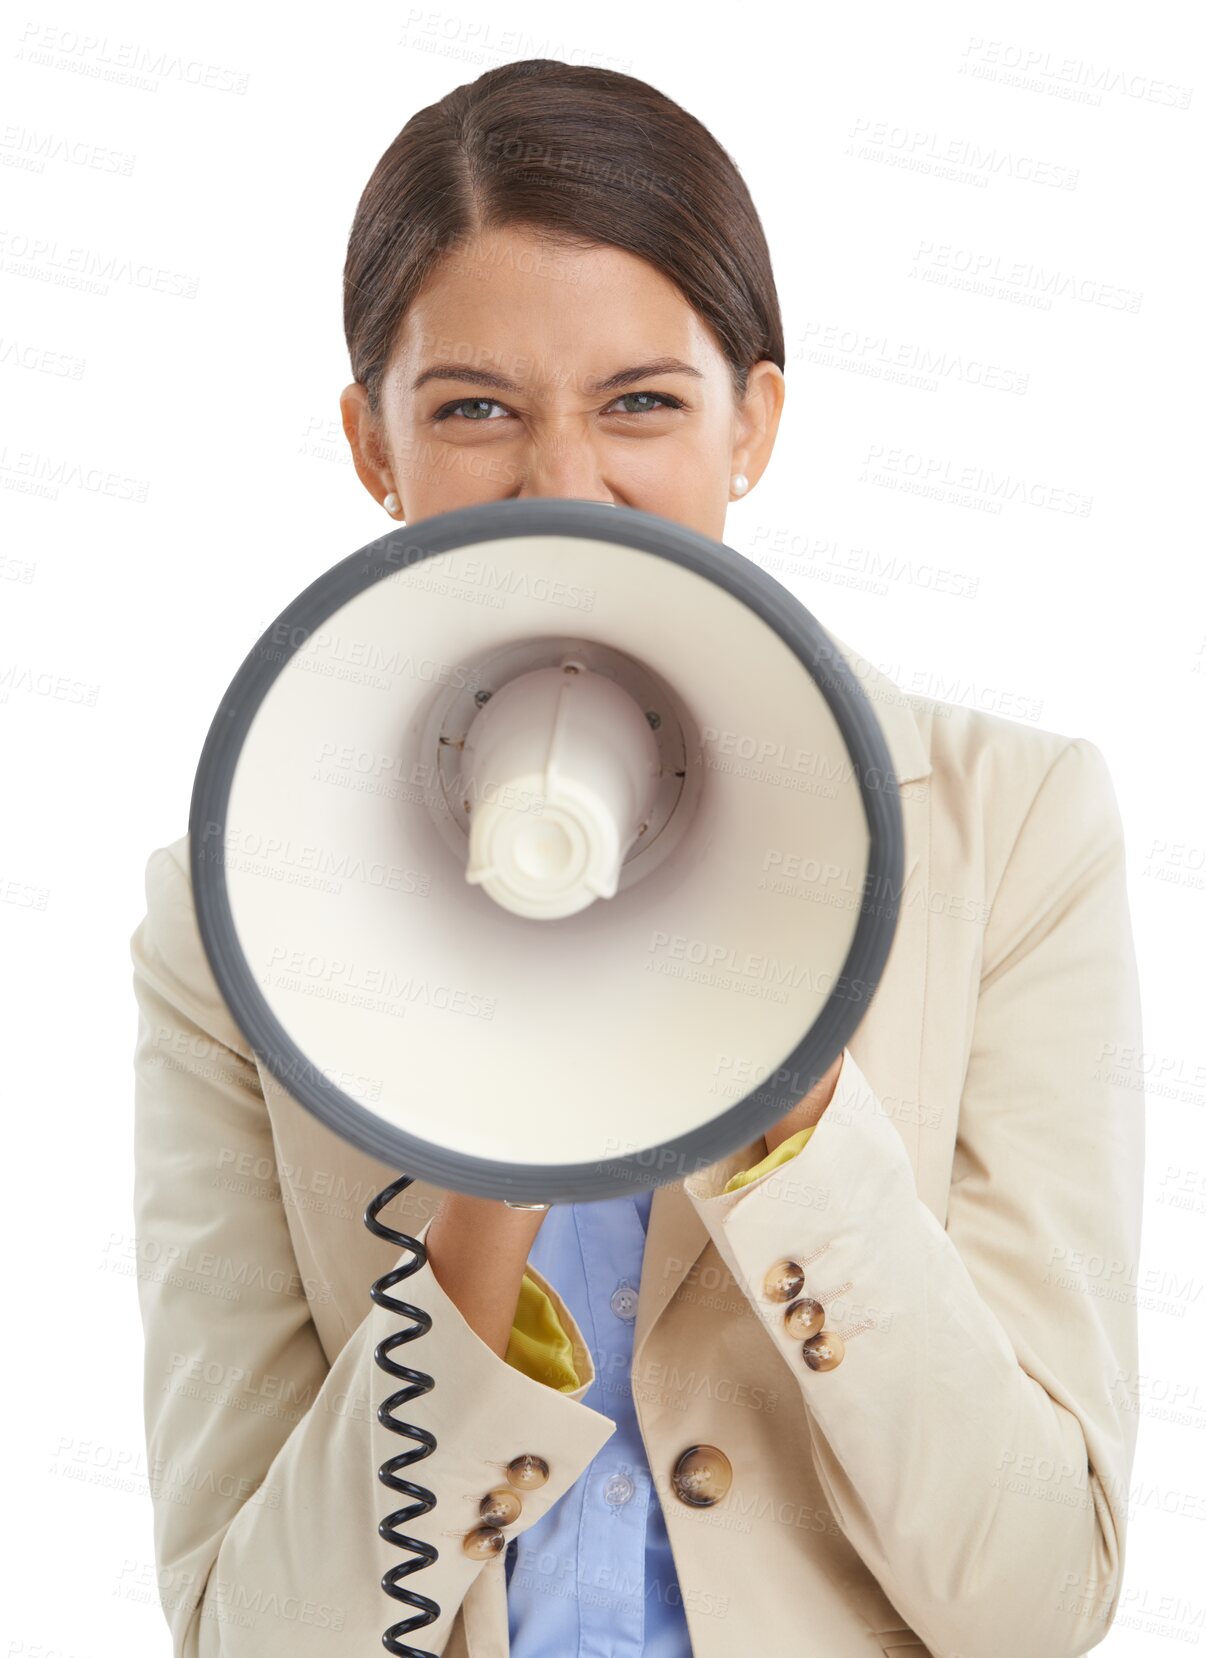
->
[[763, 1257, 845, 1371], [461, 1453, 550, 1559]]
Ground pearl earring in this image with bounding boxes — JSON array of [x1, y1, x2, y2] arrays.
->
[[383, 491, 401, 516], [731, 473, 749, 498]]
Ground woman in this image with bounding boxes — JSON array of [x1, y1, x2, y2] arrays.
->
[[130, 58, 1144, 1658]]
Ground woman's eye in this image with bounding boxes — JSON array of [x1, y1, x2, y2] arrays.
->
[[608, 392, 683, 416], [432, 398, 508, 423]]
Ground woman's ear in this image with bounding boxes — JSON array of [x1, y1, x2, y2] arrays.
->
[[730, 359, 786, 495], [339, 381, 399, 514]]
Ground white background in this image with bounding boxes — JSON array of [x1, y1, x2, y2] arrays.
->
[[2, 1, 1203, 1652]]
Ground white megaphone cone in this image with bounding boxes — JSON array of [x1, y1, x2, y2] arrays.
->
[[189, 497, 904, 1202]]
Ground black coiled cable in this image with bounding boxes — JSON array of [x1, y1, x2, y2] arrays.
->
[[364, 1173, 441, 1657]]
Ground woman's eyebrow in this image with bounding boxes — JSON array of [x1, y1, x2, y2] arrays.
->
[[410, 356, 705, 394]]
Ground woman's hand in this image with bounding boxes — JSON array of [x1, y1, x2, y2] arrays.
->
[[425, 1194, 551, 1361], [761, 1051, 844, 1156]]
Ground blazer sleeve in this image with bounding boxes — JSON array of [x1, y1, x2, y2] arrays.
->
[[507, 1135, 820, 1391], [680, 737, 1145, 1658], [130, 844, 617, 1656]]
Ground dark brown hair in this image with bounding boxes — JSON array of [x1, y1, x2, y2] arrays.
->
[[343, 58, 784, 416]]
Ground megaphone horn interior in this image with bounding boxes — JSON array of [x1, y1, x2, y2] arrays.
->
[[189, 498, 903, 1203]]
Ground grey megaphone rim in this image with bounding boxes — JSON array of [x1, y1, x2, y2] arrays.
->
[[189, 497, 904, 1204]]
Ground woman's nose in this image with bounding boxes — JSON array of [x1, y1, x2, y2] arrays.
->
[[516, 441, 617, 508]]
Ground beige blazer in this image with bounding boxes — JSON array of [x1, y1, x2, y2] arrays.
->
[[129, 639, 1145, 1657]]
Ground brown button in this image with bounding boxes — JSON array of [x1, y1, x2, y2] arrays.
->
[[784, 1297, 825, 1341], [462, 1525, 508, 1560], [506, 1454, 550, 1490], [763, 1259, 805, 1302], [479, 1487, 523, 1526], [671, 1444, 733, 1507], [802, 1330, 845, 1371]]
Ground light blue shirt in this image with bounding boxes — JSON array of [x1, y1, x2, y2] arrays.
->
[[505, 1188, 694, 1655]]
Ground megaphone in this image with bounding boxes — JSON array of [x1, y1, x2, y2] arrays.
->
[[189, 497, 903, 1204], [186, 496, 903, 1653]]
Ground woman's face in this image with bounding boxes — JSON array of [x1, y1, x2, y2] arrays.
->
[[340, 225, 784, 541]]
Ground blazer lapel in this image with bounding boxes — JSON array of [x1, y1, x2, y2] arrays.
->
[[634, 639, 933, 1367]]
